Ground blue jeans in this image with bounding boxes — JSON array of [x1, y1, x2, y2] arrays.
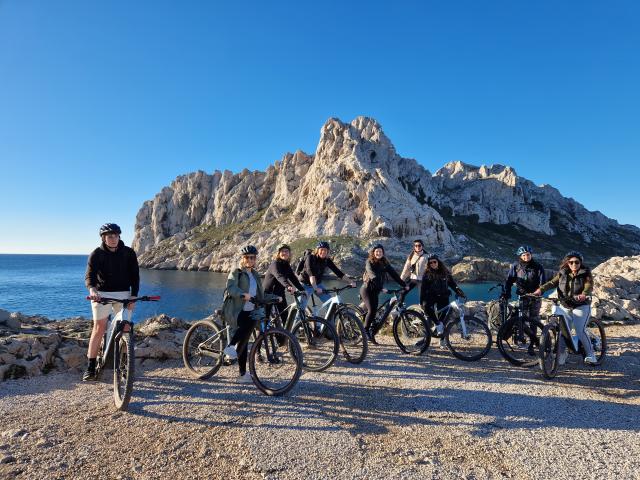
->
[[302, 284, 331, 314]]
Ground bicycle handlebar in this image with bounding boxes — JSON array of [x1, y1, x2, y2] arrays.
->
[[321, 285, 356, 294], [87, 295, 161, 304], [249, 297, 281, 306]]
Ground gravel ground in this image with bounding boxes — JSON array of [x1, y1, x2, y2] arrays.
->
[[1, 324, 639, 480]]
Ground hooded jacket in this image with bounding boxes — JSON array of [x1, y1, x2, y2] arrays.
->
[[85, 240, 140, 296]]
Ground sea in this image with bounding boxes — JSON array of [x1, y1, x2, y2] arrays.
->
[[0, 254, 498, 322]]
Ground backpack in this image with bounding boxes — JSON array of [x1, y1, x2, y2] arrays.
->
[[295, 249, 313, 276]]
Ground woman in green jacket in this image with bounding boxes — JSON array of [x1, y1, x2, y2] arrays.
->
[[222, 245, 281, 383]]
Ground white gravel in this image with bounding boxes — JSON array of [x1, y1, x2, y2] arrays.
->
[[1, 324, 639, 479]]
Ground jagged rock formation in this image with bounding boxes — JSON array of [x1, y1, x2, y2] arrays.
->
[[591, 255, 640, 322], [132, 116, 640, 271], [451, 256, 512, 283]]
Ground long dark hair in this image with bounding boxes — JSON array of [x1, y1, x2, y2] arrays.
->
[[424, 257, 449, 279]]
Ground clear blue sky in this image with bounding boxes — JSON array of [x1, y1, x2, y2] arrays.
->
[[1, 0, 638, 254]]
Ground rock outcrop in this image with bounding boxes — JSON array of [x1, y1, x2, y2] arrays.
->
[[0, 313, 192, 381], [451, 256, 512, 282], [591, 255, 640, 322]]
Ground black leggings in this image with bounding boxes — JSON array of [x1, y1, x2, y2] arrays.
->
[[360, 285, 380, 330], [421, 295, 450, 326], [229, 310, 258, 376]]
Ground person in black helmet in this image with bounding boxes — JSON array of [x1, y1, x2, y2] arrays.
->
[[360, 244, 409, 343], [503, 245, 546, 351], [222, 246, 281, 383], [83, 223, 139, 381], [298, 241, 355, 309], [420, 254, 465, 345], [262, 244, 304, 326]]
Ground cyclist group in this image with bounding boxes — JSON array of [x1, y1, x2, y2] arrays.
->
[[83, 222, 598, 383]]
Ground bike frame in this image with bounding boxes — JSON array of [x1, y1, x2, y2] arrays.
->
[[99, 305, 133, 370], [549, 302, 587, 353], [434, 298, 468, 337]]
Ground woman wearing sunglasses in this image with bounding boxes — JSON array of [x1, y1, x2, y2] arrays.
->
[[420, 254, 466, 343], [400, 239, 428, 287], [534, 251, 597, 364]]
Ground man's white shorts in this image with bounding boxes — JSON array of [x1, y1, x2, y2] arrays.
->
[[91, 291, 130, 321]]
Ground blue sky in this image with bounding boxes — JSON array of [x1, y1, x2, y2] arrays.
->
[[0, 0, 638, 254]]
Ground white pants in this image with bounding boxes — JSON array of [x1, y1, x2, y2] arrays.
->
[[557, 304, 594, 357], [91, 291, 130, 321]]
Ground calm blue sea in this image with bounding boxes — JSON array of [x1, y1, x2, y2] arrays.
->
[[0, 254, 498, 321]]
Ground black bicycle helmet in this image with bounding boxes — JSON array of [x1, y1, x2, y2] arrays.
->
[[516, 245, 533, 256], [564, 251, 583, 262], [240, 245, 258, 255], [371, 243, 385, 252], [99, 223, 121, 237], [427, 254, 439, 262], [316, 241, 330, 250], [277, 243, 291, 252]]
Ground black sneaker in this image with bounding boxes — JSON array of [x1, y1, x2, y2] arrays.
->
[[367, 329, 378, 345], [82, 367, 96, 381]]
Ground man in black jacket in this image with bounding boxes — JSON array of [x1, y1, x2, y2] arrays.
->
[[83, 223, 140, 381]]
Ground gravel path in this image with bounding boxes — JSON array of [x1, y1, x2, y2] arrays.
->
[[1, 324, 639, 480]]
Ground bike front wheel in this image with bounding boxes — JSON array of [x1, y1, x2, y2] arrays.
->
[[182, 320, 224, 380], [249, 327, 303, 396], [292, 316, 339, 372], [393, 310, 431, 355], [444, 316, 492, 361], [496, 316, 543, 368], [113, 331, 135, 411], [335, 308, 368, 364], [539, 322, 560, 379]]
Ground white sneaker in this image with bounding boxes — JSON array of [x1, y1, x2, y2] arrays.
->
[[558, 350, 568, 365], [436, 323, 444, 336], [237, 373, 253, 383], [584, 354, 598, 365], [223, 345, 238, 360]]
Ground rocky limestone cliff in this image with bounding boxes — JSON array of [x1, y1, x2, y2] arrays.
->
[[133, 117, 457, 272], [133, 117, 640, 271]]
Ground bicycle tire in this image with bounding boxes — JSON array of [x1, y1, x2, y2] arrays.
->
[[113, 331, 135, 411], [586, 318, 607, 366], [335, 308, 368, 364], [393, 310, 431, 355], [408, 304, 442, 339], [249, 327, 303, 396], [444, 316, 492, 361], [182, 320, 224, 380], [340, 303, 365, 320], [496, 316, 544, 368], [291, 316, 339, 372], [539, 322, 560, 379]]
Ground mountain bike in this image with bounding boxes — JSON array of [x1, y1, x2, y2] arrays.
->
[[87, 295, 160, 411], [365, 287, 431, 355], [183, 297, 303, 396], [306, 285, 368, 364], [538, 297, 606, 379], [411, 297, 492, 361], [493, 286, 545, 367], [270, 290, 339, 372]]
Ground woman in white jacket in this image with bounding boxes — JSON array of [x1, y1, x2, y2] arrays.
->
[[400, 239, 428, 286]]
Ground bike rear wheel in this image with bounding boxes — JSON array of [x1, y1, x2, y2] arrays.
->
[[249, 327, 303, 396], [182, 320, 224, 380], [586, 318, 607, 365], [539, 322, 560, 379], [444, 316, 492, 361], [291, 316, 339, 372], [335, 308, 368, 364], [496, 316, 543, 367], [393, 310, 431, 355], [113, 331, 135, 411]]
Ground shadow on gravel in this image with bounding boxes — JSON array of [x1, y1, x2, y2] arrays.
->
[[124, 337, 640, 439]]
